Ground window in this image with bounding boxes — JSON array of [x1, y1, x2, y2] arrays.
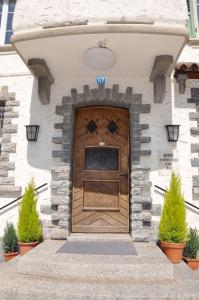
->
[[197, 0, 199, 23], [0, 0, 16, 45], [0, 101, 5, 154], [187, 0, 196, 38]]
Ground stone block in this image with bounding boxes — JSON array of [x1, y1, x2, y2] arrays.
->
[[42, 228, 52, 239], [132, 196, 152, 203], [2, 134, 11, 143], [0, 153, 9, 161], [131, 229, 152, 242], [191, 144, 199, 153], [140, 150, 151, 156], [0, 169, 8, 177], [51, 187, 71, 196], [51, 212, 68, 221], [2, 124, 17, 134], [189, 112, 199, 120], [141, 187, 151, 196], [188, 98, 199, 104], [141, 137, 151, 143], [131, 104, 151, 114], [141, 211, 152, 221], [131, 188, 141, 196], [0, 185, 21, 197], [191, 88, 199, 99], [191, 158, 199, 167], [41, 219, 56, 228], [1, 143, 16, 153], [193, 176, 199, 187], [40, 205, 52, 215], [5, 100, 20, 106], [58, 220, 68, 227], [131, 203, 142, 212], [50, 228, 68, 240], [142, 203, 152, 210], [51, 180, 70, 189], [4, 111, 18, 118], [191, 128, 199, 135], [0, 162, 14, 170], [131, 221, 143, 230], [0, 177, 14, 185], [152, 204, 162, 216], [131, 94, 142, 104], [58, 205, 69, 213], [52, 137, 68, 144]]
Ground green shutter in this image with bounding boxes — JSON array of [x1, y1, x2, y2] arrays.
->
[[186, 0, 196, 38]]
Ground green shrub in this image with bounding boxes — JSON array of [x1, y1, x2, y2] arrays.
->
[[158, 172, 188, 243], [17, 180, 42, 243], [183, 227, 199, 259], [2, 222, 19, 253]]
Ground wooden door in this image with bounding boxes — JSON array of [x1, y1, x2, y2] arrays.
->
[[72, 107, 129, 233]]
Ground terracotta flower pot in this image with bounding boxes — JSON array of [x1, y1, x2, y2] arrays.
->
[[19, 241, 39, 256], [160, 241, 185, 263], [4, 252, 19, 262], [183, 256, 199, 270]]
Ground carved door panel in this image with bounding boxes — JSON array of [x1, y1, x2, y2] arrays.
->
[[72, 107, 129, 233]]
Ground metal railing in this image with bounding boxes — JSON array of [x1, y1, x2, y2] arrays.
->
[[0, 183, 48, 211], [155, 185, 199, 211]]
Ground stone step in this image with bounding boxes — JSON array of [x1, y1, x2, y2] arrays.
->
[[0, 271, 198, 300], [18, 253, 173, 282], [16, 240, 173, 282]]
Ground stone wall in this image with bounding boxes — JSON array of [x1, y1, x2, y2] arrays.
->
[[188, 88, 199, 199], [0, 86, 21, 197], [40, 84, 152, 241]]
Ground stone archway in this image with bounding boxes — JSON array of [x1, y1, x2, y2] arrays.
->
[[42, 84, 152, 241]]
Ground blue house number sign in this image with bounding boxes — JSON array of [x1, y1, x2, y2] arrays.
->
[[96, 77, 106, 86]]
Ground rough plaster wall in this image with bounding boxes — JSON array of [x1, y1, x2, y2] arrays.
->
[[0, 48, 199, 235], [13, 0, 187, 32]]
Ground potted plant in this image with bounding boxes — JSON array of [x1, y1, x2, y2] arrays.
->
[[2, 222, 19, 262], [17, 179, 42, 256], [158, 172, 188, 263], [183, 227, 199, 270]]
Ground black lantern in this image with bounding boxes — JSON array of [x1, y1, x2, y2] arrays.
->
[[26, 125, 40, 142], [165, 125, 180, 142]]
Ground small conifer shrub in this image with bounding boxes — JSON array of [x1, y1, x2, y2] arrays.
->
[[158, 172, 188, 243], [18, 180, 42, 243], [2, 222, 19, 253], [183, 228, 199, 259]]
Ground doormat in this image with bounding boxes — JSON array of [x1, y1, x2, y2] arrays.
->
[[57, 241, 137, 255]]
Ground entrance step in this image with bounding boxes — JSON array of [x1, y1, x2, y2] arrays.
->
[[68, 233, 132, 241], [16, 240, 173, 282], [1, 240, 199, 299], [0, 271, 199, 300]]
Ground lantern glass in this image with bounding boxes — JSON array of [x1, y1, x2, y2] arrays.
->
[[26, 125, 39, 142], [165, 125, 180, 142]]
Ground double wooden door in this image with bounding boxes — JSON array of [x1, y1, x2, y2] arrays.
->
[[72, 107, 129, 233]]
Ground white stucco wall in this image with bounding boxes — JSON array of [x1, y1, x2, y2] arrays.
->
[[13, 0, 187, 33], [0, 42, 199, 236]]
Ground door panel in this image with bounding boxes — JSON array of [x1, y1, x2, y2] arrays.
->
[[72, 107, 129, 233]]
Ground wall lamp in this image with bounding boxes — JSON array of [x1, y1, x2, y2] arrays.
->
[[165, 125, 180, 142], [26, 125, 40, 142]]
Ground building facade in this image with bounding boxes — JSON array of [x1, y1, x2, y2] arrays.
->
[[0, 0, 199, 241]]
